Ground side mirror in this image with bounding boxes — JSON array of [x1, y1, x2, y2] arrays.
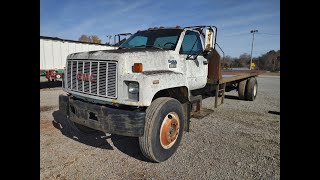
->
[[204, 27, 216, 51]]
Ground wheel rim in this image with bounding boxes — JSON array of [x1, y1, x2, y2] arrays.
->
[[160, 112, 180, 149], [254, 84, 257, 97]]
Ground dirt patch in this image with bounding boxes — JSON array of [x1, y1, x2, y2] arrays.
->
[[41, 106, 55, 112], [40, 120, 55, 131]]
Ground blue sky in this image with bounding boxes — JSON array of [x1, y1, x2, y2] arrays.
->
[[40, 0, 280, 57]]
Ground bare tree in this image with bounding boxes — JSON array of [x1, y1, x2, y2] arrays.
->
[[90, 35, 102, 44], [78, 35, 90, 42], [255, 50, 280, 71], [222, 55, 233, 69], [224, 50, 280, 70], [78, 35, 102, 44], [239, 53, 251, 67]]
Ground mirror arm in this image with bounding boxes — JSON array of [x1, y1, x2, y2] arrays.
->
[[202, 48, 213, 59], [193, 50, 203, 60]]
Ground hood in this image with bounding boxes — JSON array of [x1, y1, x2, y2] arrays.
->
[[67, 48, 172, 61], [102, 48, 169, 53], [67, 48, 177, 74]]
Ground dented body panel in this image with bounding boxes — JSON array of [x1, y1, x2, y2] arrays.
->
[[59, 95, 146, 136]]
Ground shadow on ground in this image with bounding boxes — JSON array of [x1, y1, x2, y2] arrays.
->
[[224, 95, 240, 100], [268, 111, 280, 115], [51, 110, 151, 162], [40, 81, 62, 89]]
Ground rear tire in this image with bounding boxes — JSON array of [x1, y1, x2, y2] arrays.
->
[[245, 77, 258, 101], [238, 79, 247, 100], [139, 97, 184, 162]]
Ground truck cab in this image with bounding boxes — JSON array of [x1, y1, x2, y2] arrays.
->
[[59, 26, 258, 162], [62, 26, 217, 107]]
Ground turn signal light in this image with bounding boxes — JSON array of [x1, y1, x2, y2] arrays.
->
[[133, 63, 143, 73]]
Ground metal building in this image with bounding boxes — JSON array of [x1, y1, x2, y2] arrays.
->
[[40, 36, 115, 75]]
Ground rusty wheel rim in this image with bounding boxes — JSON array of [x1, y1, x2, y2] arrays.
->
[[160, 112, 180, 149]]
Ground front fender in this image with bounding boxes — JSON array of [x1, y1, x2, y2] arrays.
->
[[122, 71, 188, 106]]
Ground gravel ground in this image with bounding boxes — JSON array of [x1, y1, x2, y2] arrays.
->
[[40, 75, 280, 179]]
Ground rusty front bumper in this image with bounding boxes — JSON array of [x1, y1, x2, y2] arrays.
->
[[59, 95, 146, 137]]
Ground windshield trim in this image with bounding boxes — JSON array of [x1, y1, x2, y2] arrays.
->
[[119, 29, 183, 50]]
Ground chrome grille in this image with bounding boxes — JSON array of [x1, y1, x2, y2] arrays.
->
[[66, 60, 117, 98]]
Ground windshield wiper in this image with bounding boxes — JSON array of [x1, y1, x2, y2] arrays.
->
[[145, 45, 164, 50], [132, 45, 164, 50]]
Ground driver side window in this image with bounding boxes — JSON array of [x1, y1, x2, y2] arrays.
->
[[180, 31, 203, 55]]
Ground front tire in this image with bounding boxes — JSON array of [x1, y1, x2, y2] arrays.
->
[[139, 97, 184, 162]]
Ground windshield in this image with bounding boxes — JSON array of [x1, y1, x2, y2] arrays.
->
[[119, 29, 182, 50]]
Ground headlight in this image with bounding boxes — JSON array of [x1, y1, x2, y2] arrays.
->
[[128, 82, 139, 94], [128, 82, 139, 101]]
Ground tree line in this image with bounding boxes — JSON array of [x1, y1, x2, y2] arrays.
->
[[78, 34, 126, 46], [78, 35, 102, 44], [221, 50, 280, 71]]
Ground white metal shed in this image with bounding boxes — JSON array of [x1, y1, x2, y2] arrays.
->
[[40, 36, 115, 71]]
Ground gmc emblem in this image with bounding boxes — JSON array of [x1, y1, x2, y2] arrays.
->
[[76, 73, 96, 83]]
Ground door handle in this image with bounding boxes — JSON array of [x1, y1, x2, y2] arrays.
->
[[203, 60, 208, 65]]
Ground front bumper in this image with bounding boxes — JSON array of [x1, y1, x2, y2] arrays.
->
[[59, 95, 146, 137]]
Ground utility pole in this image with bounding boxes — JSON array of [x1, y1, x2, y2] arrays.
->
[[106, 35, 112, 45], [250, 29, 258, 70]]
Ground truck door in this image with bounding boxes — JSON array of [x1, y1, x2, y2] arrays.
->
[[178, 30, 208, 90]]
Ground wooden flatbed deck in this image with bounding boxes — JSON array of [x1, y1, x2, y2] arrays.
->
[[208, 70, 266, 84], [206, 70, 266, 108]]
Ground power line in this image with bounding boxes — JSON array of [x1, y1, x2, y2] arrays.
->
[[257, 32, 280, 36], [222, 32, 250, 37], [222, 32, 279, 38]]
